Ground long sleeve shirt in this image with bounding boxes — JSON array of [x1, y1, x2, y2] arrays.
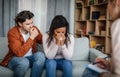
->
[[42, 33, 74, 60], [111, 18, 120, 76], [0, 26, 42, 66]]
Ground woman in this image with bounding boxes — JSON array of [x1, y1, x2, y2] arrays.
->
[[42, 15, 74, 77], [109, 0, 120, 77], [83, 0, 120, 77]]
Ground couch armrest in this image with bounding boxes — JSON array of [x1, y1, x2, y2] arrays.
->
[[89, 48, 107, 62]]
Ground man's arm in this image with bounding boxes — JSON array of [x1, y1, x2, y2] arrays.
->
[[35, 26, 42, 44], [8, 30, 34, 57]]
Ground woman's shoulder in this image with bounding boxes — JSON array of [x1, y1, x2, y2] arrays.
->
[[68, 34, 74, 40]]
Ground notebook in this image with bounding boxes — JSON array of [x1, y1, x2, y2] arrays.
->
[[87, 64, 109, 73]]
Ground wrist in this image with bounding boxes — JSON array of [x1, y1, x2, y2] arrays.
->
[[61, 45, 66, 49], [56, 40, 60, 45], [30, 36, 35, 40]]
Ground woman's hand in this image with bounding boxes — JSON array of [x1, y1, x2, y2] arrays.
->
[[60, 33, 65, 46], [54, 33, 65, 46]]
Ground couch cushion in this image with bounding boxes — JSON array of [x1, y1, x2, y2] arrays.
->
[[41, 69, 62, 77], [0, 66, 13, 77], [71, 37, 89, 60], [72, 60, 90, 77], [0, 37, 8, 60]]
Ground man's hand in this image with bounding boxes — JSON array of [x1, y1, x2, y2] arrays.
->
[[30, 27, 39, 40]]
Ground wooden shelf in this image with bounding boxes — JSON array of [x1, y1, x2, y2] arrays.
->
[[74, 0, 112, 54], [90, 34, 105, 37]]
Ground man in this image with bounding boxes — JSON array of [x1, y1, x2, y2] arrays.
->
[[0, 10, 45, 77]]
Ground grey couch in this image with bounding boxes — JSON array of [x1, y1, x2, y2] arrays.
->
[[0, 37, 107, 77]]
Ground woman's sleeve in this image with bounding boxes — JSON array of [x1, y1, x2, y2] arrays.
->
[[42, 33, 59, 59], [61, 35, 74, 60]]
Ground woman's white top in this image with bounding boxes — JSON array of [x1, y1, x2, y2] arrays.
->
[[42, 33, 74, 60]]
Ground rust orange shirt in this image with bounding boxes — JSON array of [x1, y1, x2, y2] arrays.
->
[[0, 26, 42, 66]]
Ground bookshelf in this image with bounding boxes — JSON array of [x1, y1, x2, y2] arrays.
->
[[74, 0, 113, 54]]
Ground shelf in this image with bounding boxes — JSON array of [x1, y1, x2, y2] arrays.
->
[[107, 36, 111, 38], [92, 2, 107, 6], [89, 34, 105, 37], [74, 0, 112, 54], [75, 20, 86, 22]]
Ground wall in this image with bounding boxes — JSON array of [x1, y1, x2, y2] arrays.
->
[[0, 0, 18, 36], [18, 0, 74, 34], [18, 0, 47, 34], [70, 0, 75, 34]]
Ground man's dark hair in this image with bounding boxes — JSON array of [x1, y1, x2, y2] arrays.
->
[[15, 10, 34, 26]]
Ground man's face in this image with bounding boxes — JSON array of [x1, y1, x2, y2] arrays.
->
[[19, 18, 33, 33]]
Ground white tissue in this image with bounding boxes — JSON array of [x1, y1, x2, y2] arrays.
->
[[59, 37, 63, 41]]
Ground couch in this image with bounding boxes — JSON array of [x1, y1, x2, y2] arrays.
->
[[0, 37, 107, 77]]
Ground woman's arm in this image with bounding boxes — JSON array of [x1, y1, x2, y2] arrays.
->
[[42, 33, 59, 59], [61, 35, 74, 60]]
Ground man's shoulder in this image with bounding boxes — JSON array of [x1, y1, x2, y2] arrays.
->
[[9, 26, 18, 31], [8, 26, 19, 35]]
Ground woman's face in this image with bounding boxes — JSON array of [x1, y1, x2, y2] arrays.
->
[[108, 1, 120, 20], [54, 27, 66, 36]]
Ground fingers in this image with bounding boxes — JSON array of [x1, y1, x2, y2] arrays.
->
[[54, 33, 66, 46], [30, 27, 36, 31], [30, 27, 39, 34], [31, 28, 34, 31], [30, 27, 39, 40], [61, 33, 65, 40], [95, 58, 108, 69], [96, 58, 105, 62], [97, 63, 106, 69], [54, 33, 61, 40]]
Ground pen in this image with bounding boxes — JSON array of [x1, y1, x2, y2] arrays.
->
[[92, 61, 102, 65], [92, 55, 111, 65]]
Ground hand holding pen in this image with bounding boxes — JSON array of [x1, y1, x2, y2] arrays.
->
[[93, 55, 111, 70]]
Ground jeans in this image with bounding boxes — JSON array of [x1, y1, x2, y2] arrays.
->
[[7, 51, 45, 77], [45, 58, 72, 77], [82, 68, 99, 77]]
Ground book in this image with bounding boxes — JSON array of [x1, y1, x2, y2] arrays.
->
[[87, 64, 109, 73]]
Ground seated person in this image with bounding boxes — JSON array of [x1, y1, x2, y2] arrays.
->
[[0, 10, 45, 77], [42, 15, 74, 77]]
